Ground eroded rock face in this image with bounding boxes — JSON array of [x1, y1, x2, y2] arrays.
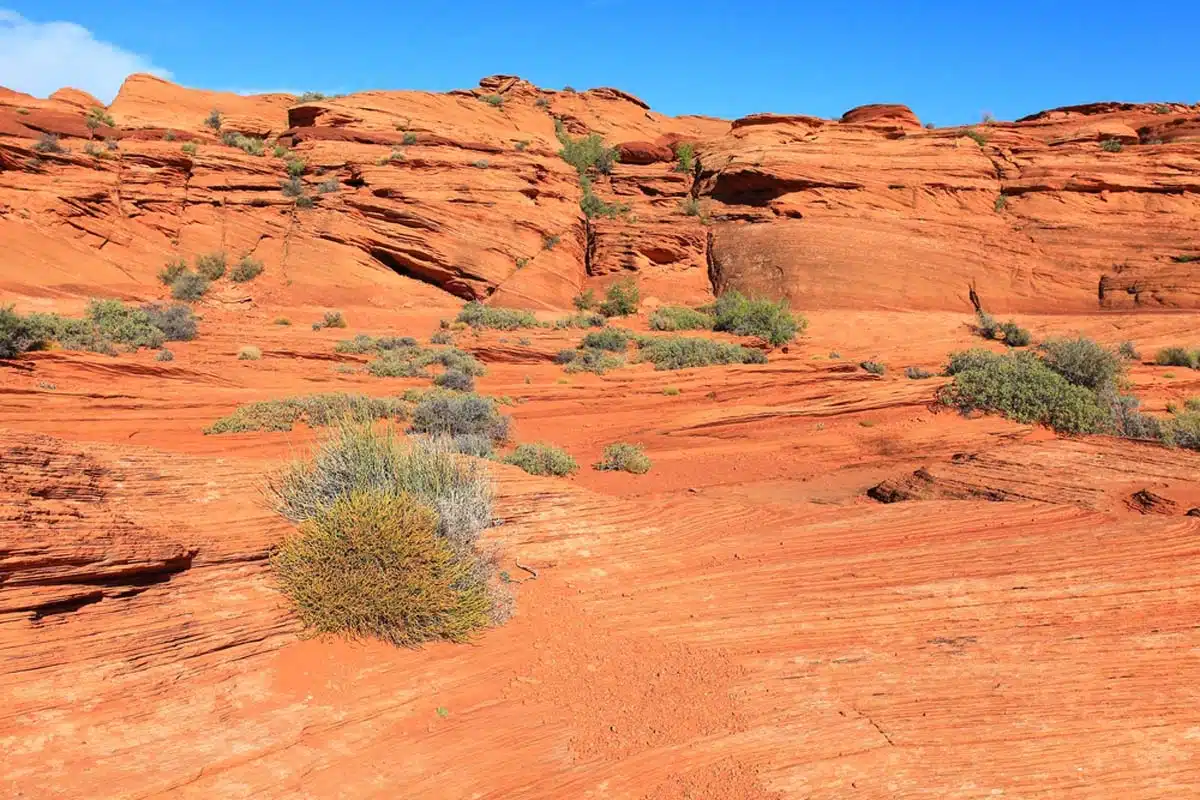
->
[[0, 75, 1197, 314]]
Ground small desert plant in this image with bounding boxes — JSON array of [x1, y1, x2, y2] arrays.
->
[[1155, 346, 1199, 369], [554, 120, 619, 176], [515, 140, 530, 152], [271, 488, 493, 646], [402, 132, 418, 146], [599, 278, 640, 317], [535, 97, 550, 108], [994, 194, 1008, 212], [272, 144, 289, 158], [680, 197, 703, 217], [286, 158, 306, 177], [182, 142, 198, 156], [939, 350, 1110, 434], [594, 442, 651, 474], [295, 195, 315, 209], [514, 257, 529, 270], [170, 271, 210, 301], [674, 142, 695, 173], [456, 301, 538, 330], [430, 330, 454, 345], [1118, 340, 1140, 360], [156, 348, 174, 362], [203, 109, 222, 132], [860, 360, 887, 376], [0, 306, 51, 358], [275, 317, 291, 326], [1172, 254, 1200, 264], [543, 234, 561, 250], [164, 130, 177, 141], [141, 303, 199, 341], [321, 311, 347, 329], [579, 178, 630, 219], [480, 94, 504, 107], [195, 252, 227, 280], [580, 328, 629, 352], [409, 393, 510, 442], [159, 258, 188, 285], [1038, 337, 1123, 390], [472, 159, 489, 168], [964, 128, 987, 146], [34, 133, 64, 154], [503, 443, 577, 476], [1101, 138, 1124, 153], [711, 291, 804, 345], [563, 348, 624, 375], [296, 92, 327, 102], [905, 366, 935, 379], [233, 134, 265, 155], [281, 177, 305, 198], [317, 178, 339, 194], [554, 312, 606, 329], [231, 256, 264, 283], [434, 368, 475, 392], [84, 141, 103, 157], [206, 394, 409, 434], [636, 336, 767, 371], [572, 289, 596, 310], [238, 345, 262, 361], [1000, 321, 1032, 347], [105, 138, 118, 151]]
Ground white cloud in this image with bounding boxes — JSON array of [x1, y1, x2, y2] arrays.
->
[[0, 9, 171, 103]]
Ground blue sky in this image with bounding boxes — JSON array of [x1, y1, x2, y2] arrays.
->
[[2, 1, 1196, 125]]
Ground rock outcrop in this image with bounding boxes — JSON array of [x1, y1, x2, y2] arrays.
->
[[1, 76, 1198, 314]]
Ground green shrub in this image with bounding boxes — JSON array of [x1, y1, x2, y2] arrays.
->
[[860, 360, 887, 376], [1039, 337, 1123, 390], [535, 97, 550, 108], [220, 130, 241, 147], [232, 134, 264, 155], [456, 301, 538, 330], [599, 278, 640, 317], [649, 306, 714, 332], [939, 350, 1109, 434], [156, 348, 174, 362], [1155, 346, 1198, 369], [34, 133, 64, 154], [286, 158, 306, 177], [0, 306, 50, 358], [275, 317, 291, 326], [673, 142, 694, 173], [430, 330, 454, 345], [1172, 254, 1200, 264], [480, 94, 504, 107], [580, 328, 629, 351], [141, 303, 198, 341], [238, 345, 262, 361], [554, 120, 618, 176], [594, 442, 651, 474], [964, 128, 987, 146], [271, 488, 492, 646], [543, 234, 561, 250], [1000, 321, 1032, 347], [573, 289, 596, 310], [554, 312, 606, 329], [680, 197, 703, 217], [268, 424, 495, 547], [281, 177, 305, 197], [231, 256, 264, 283], [905, 366, 935, 379], [945, 348, 1000, 375], [182, 142, 198, 156], [579, 178, 630, 219], [663, 386, 680, 396], [994, 194, 1008, 212], [636, 336, 767, 371], [515, 140, 530, 152], [554, 349, 578, 365], [564, 348, 624, 374], [296, 91, 327, 102], [272, 144, 289, 158], [158, 258, 188, 285], [85, 107, 115, 131], [367, 346, 483, 379], [402, 132, 418, 146], [1165, 412, 1200, 450], [711, 291, 803, 345], [195, 252, 227, 280], [503, 443, 577, 476], [434, 368, 475, 392], [321, 311, 347, 329], [1118, 341, 1139, 360], [410, 393, 510, 442], [203, 109, 222, 131], [1101, 138, 1123, 153], [472, 159, 489, 169], [206, 393, 409, 434], [171, 271, 209, 301], [85, 299, 166, 349]]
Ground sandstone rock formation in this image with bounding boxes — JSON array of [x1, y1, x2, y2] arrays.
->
[[3, 74, 1196, 315]]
